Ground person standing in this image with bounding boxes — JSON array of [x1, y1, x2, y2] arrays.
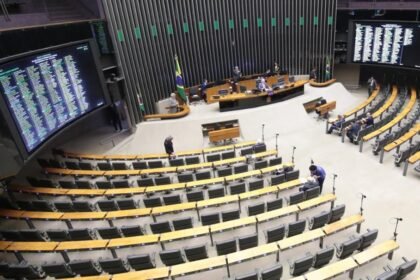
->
[[200, 79, 208, 102], [367, 76, 377, 96], [273, 62, 280, 75], [164, 136, 174, 158], [310, 67, 317, 80], [167, 93, 179, 113], [309, 164, 326, 192], [233, 66, 242, 82]]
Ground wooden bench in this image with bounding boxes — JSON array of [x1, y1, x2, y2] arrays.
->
[[316, 101, 336, 118], [372, 86, 398, 118], [343, 87, 380, 118], [209, 127, 240, 143], [303, 97, 324, 113]]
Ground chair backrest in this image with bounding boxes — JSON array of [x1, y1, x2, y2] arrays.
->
[[143, 197, 162, 208], [269, 157, 283, 166], [113, 180, 130, 188], [163, 194, 182, 205], [127, 254, 155, 271], [97, 162, 113, 170], [112, 162, 127, 170], [178, 172, 194, 183], [59, 180, 77, 189], [208, 186, 225, 198], [329, 204, 346, 223], [20, 229, 48, 241], [195, 170, 211, 180], [234, 164, 248, 174], [1, 230, 21, 241], [75, 180, 91, 189], [201, 213, 220, 225], [98, 258, 130, 274], [288, 191, 305, 205], [285, 170, 300, 181], [32, 200, 55, 211], [54, 201, 74, 212], [230, 182, 246, 195], [248, 202, 265, 216], [169, 158, 185, 167], [121, 225, 143, 237], [150, 221, 172, 234], [222, 209, 240, 222], [337, 237, 361, 259], [65, 161, 80, 170], [290, 254, 314, 276], [187, 190, 204, 202], [159, 249, 185, 266], [97, 200, 118, 211], [42, 262, 75, 278], [359, 229, 378, 251], [97, 227, 122, 239], [9, 263, 46, 279], [374, 270, 398, 280], [116, 198, 137, 210], [132, 161, 148, 170], [271, 174, 285, 185], [46, 229, 70, 241], [395, 259, 417, 280], [261, 263, 283, 280], [184, 245, 208, 261], [266, 198, 283, 212], [207, 153, 221, 162], [38, 179, 57, 188], [68, 260, 102, 276], [172, 217, 193, 230], [235, 271, 259, 280], [222, 150, 236, 160], [287, 219, 306, 237], [218, 166, 232, 177], [265, 224, 286, 243], [96, 181, 113, 189], [309, 211, 330, 230], [305, 186, 321, 200], [255, 160, 268, 170], [79, 162, 94, 170], [69, 228, 95, 241], [185, 156, 200, 164], [154, 176, 171, 186], [253, 143, 267, 153], [216, 238, 237, 255], [238, 233, 258, 250], [148, 160, 163, 168], [248, 178, 264, 191], [241, 147, 254, 156], [313, 247, 335, 268]]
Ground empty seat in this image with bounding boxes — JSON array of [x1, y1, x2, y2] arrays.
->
[[248, 202, 265, 216], [121, 225, 143, 237], [285, 170, 300, 181], [163, 194, 182, 205], [216, 238, 237, 255], [127, 254, 155, 271], [42, 262, 75, 278], [150, 221, 172, 234], [75, 180, 91, 189], [54, 201, 74, 212], [143, 197, 162, 208], [98, 258, 130, 274], [112, 180, 130, 188], [234, 164, 248, 174], [96, 181, 113, 189], [137, 177, 154, 187], [97, 227, 122, 239], [169, 158, 185, 167], [248, 178, 264, 191], [46, 230, 70, 241], [58, 180, 77, 189], [359, 229, 378, 251], [195, 170, 211, 180], [69, 228, 96, 241], [266, 198, 283, 212], [201, 213, 220, 225], [309, 211, 330, 230], [112, 162, 128, 170], [374, 270, 398, 280], [240, 147, 253, 156], [287, 219, 306, 237], [305, 186, 320, 200], [394, 258, 417, 280], [73, 201, 95, 212], [1, 230, 21, 241], [37, 158, 50, 168], [218, 167, 232, 177], [290, 254, 314, 276], [336, 237, 361, 259], [20, 229, 48, 241], [116, 198, 137, 210], [313, 247, 335, 268], [184, 245, 208, 261], [230, 182, 246, 195], [97, 200, 119, 211], [16, 200, 34, 211], [288, 191, 305, 205], [185, 156, 200, 164], [187, 190, 204, 202], [37, 179, 56, 188], [207, 153, 221, 162], [235, 271, 259, 280], [148, 160, 163, 168], [271, 174, 285, 185], [265, 224, 286, 243], [238, 233, 258, 250], [255, 160, 268, 170], [253, 143, 267, 153], [132, 161, 148, 170], [9, 262, 46, 279], [222, 150, 235, 159], [329, 204, 346, 223], [159, 249, 185, 266], [32, 200, 56, 212], [68, 260, 102, 276], [78, 162, 94, 170], [261, 264, 283, 280], [97, 162, 113, 171], [269, 157, 282, 166], [172, 217, 193, 230], [208, 186, 225, 198], [154, 176, 171, 186], [222, 209, 240, 222], [178, 172, 194, 183]]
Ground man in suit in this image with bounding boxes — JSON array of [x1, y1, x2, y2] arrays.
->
[[345, 121, 361, 144], [362, 113, 374, 127], [368, 76, 377, 96], [233, 66, 242, 82], [164, 136, 174, 158], [167, 93, 179, 113], [273, 62, 280, 75], [200, 79, 208, 102], [327, 115, 344, 134], [310, 67, 317, 80]]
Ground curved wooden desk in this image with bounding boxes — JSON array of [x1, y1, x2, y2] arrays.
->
[[371, 86, 398, 118], [384, 123, 420, 152], [143, 104, 190, 121], [343, 87, 380, 118], [309, 78, 336, 87]]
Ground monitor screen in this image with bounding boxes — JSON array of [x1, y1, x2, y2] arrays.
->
[[349, 21, 420, 68], [0, 41, 107, 155]]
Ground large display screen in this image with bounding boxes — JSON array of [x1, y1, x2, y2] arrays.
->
[[0, 41, 107, 154], [349, 21, 420, 68]]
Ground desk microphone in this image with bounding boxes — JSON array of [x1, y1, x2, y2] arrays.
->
[[333, 173, 338, 178], [393, 217, 403, 221], [360, 193, 367, 198]]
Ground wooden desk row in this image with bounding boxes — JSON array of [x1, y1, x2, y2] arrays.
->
[[60, 214, 364, 280], [363, 88, 417, 142], [1, 177, 304, 222], [0, 194, 336, 253], [343, 87, 380, 118], [44, 150, 278, 177], [10, 163, 291, 197], [372, 86, 398, 119], [143, 104, 190, 121], [384, 123, 420, 152], [403, 151, 420, 176], [60, 141, 257, 161]]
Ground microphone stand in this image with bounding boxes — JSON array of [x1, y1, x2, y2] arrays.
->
[[262, 124, 265, 142], [359, 193, 366, 216], [392, 218, 403, 241], [291, 146, 296, 164], [275, 133, 279, 156], [332, 174, 338, 195]]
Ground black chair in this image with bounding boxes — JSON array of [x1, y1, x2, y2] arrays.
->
[[178, 172, 194, 183], [230, 182, 246, 195], [0, 263, 15, 279], [121, 225, 144, 237], [97, 227, 122, 239], [266, 198, 283, 212], [359, 229, 378, 251], [137, 177, 154, 187], [289, 254, 314, 276], [37, 158, 50, 168], [154, 176, 171, 186], [112, 162, 128, 170], [96, 181, 113, 189], [1, 230, 21, 241], [305, 186, 320, 200], [9, 262, 46, 279], [113, 180, 131, 188], [143, 197, 162, 208], [394, 257, 417, 280], [215, 238, 237, 255], [42, 262, 75, 278], [308, 211, 330, 230], [235, 271, 259, 280], [169, 158, 184, 167], [150, 221, 172, 234], [248, 178, 264, 191], [241, 147, 253, 156], [234, 164, 248, 174], [255, 160, 268, 170], [208, 186, 225, 198], [265, 224, 286, 243], [271, 174, 285, 185], [185, 156, 200, 164], [75, 180, 92, 189], [375, 270, 398, 280], [73, 201, 95, 212], [98, 258, 130, 274], [97, 162, 113, 171], [195, 170, 211, 180], [329, 204, 345, 223], [68, 260, 102, 276], [336, 237, 361, 259], [261, 264, 283, 280], [16, 200, 34, 211], [218, 167, 232, 177], [58, 180, 77, 189], [37, 179, 57, 188], [207, 153, 221, 162], [248, 202, 265, 216], [159, 249, 185, 266], [184, 245, 208, 261], [97, 200, 119, 211], [253, 143, 267, 153], [222, 150, 235, 160], [287, 220, 306, 237], [132, 161, 148, 169], [285, 170, 300, 181], [313, 247, 335, 268], [172, 217, 193, 230], [238, 233, 258, 250], [148, 160, 163, 168], [288, 191, 305, 205], [46, 230, 70, 241], [116, 198, 137, 210], [65, 161, 80, 170], [186, 190, 204, 202], [68, 228, 96, 240], [20, 229, 49, 241], [222, 209, 240, 222], [54, 201, 74, 212], [163, 194, 182, 205], [201, 213, 220, 225], [269, 157, 282, 166], [127, 254, 155, 271], [32, 200, 56, 212], [79, 162, 94, 170]]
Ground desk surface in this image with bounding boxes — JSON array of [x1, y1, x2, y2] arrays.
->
[[170, 255, 226, 277], [278, 228, 324, 250], [323, 214, 364, 235], [372, 86, 398, 118], [408, 151, 420, 164], [304, 258, 358, 280], [112, 267, 170, 280], [353, 240, 399, 265], [344, 87, 379, 117]]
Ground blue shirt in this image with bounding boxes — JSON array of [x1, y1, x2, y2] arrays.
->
[[312, 166, 326, 180]]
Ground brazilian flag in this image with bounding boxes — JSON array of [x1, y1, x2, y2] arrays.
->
[[175, 55, 187, 102]]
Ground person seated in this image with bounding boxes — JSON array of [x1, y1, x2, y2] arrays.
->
[[345, 121, 361, 144], [361, 113, 374, 127], [327, 115, 344, 134], [257, 77, 272, 92], [167, 93, 179, 113]]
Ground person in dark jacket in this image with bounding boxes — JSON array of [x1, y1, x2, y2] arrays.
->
[[164, 136, 174, 158], [345, 121, 361, 144], [309, 164, 326, 192]]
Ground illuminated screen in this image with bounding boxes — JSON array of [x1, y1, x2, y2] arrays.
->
[[0, 42, 106, 153]]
